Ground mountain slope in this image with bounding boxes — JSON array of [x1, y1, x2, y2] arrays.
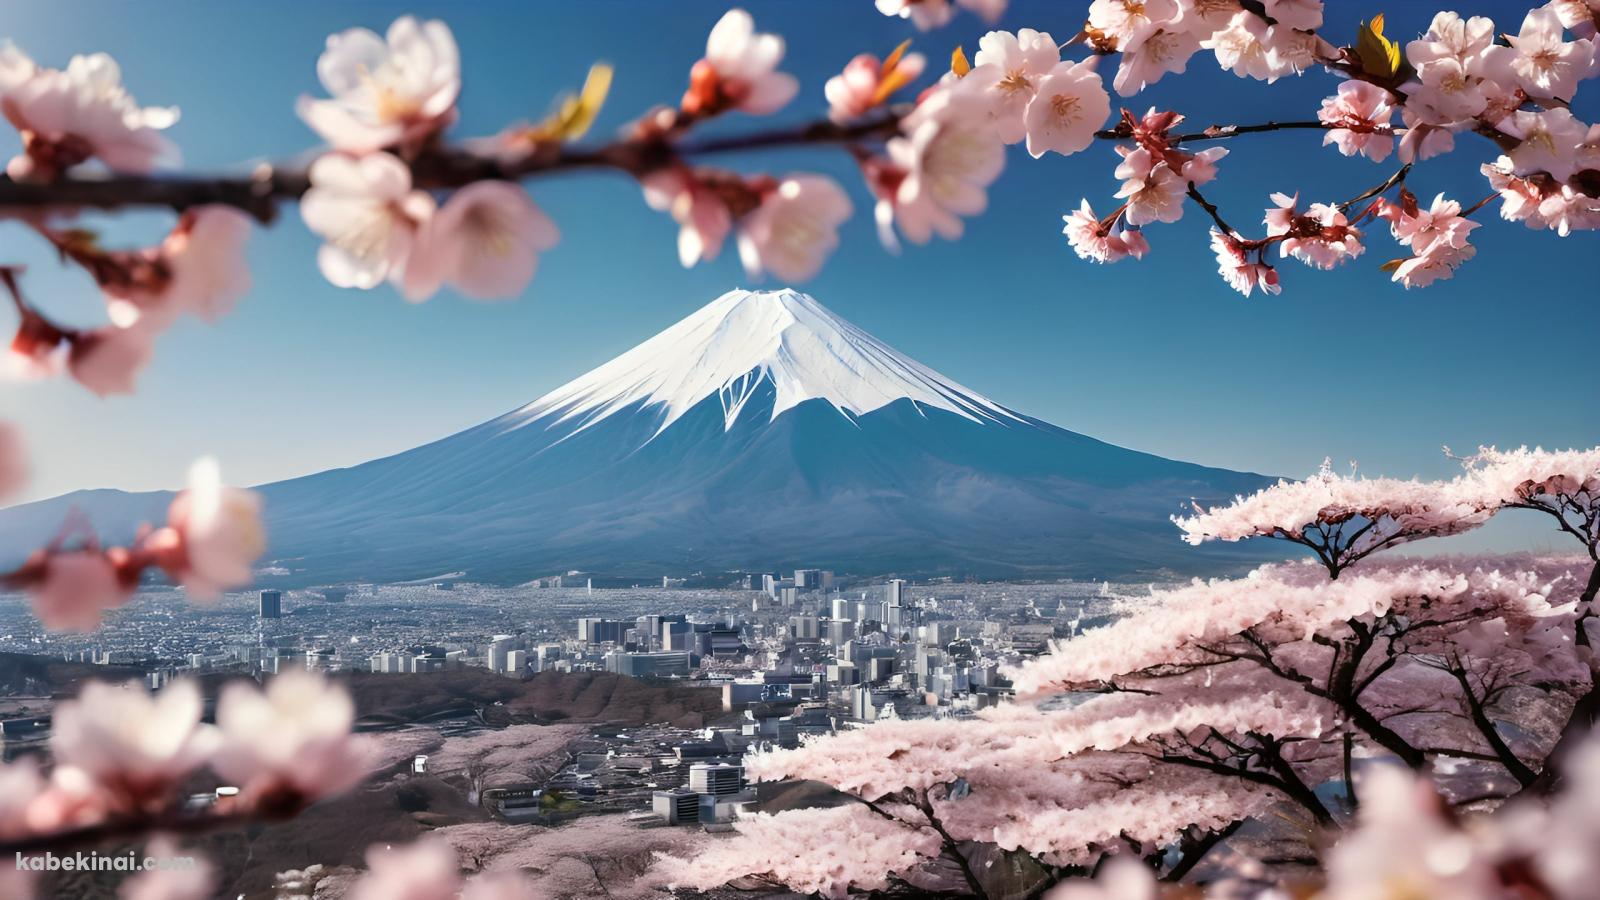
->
[[0, 289, 1278, 583]]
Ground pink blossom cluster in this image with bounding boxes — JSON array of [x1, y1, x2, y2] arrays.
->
[[1315, 733, 1600, 900], [4, 207, 252, 396], [0, 671, 371, 890], [296, 17, 559, 304], [1042, 3, 1600, 296], [1006, 558, 1585, 695], [1080, 0, 1331, 95], [0, 43, 254, 395], [0, 44, 178, 182], [2, 457, 265, 631], [345, 836, 542, 900], [1460, 445, 1600, 515], [639, 10, 862, 282], [656, 803, 942, 898], [1173, 457, 1496, 569], [1378, 191, 1482, 288], [1064, 109, 1225, 263]]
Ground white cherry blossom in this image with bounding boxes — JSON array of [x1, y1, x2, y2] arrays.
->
[[683, 10, 798, 117], [144, 457, 266, 601], [1491, 6, 1597, 101], [884, 82, 1006, 244], [212, 670, 373, 811], [297, 16, 459, 153], [300, 152, 436, 290], [1, 50, 178, 182], [402, 182, 559, 302], [51, 679, 217, 813], [736, 175, 853, 283], [969, 29, 1064, 144], [1022, 61, 1111, 158]]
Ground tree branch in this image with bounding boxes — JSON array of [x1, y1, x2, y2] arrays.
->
[[0, 111, 906, 224]]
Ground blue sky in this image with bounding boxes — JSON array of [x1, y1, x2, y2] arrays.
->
[[0, 1, 1592, 552]]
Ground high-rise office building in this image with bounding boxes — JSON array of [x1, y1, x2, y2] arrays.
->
[[258, 590, 282, 619], [488, 635, 515, 673]]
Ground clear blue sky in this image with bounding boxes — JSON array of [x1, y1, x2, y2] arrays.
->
[[1, 1, 1592, 553]]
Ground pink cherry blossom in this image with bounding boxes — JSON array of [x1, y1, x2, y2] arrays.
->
[[402, 181, 559, 302], [0, 50, 178, 182], [1398, 109, 1459, 163], [300, 152, 436, 291], [968, 28, 1064, 145], [1179, 145, 1227, 186], [1063, 200, 1147, 263], [1385, 194, 1482, 287], [875, 0, 1006, 31], [641, 167, 736, 267], [349, 837, 461, 900], [1502, 107, 1590, 182], [104, 206, 254, 328], [143, 456, 265, 600], [0, 421, 26, 501], [1023, 61, 1112, 159], [1551, 0, 1600, 40], [736, 174, 853, 283], [296, 16, 459, 153], [1113, 23, 1201, 96], [658, 804, 941, 898], [1482, 157, 1553, 228], [1209, 228, 1279, 297], [1088, 0, 1180, 45], [1262, 0, 1324, 31], [682, 10, 798, 117], [66, 319, 162, 397], [212, 670, 374, 812], [1319, 80, 1396, 162], [1044, 857, 1156, 900], [1322, 767, 1502, 900], [876, 0, 957, 31], [1392, 243, 1478, 288], [0, 756, 48, 840], [1173, 456, 1494, 571], [51, 679, 217, 814], [883, 83, 1006, 245], [1265, 193, 1364, 269], [1113, 147, 1186, 225], [118, 838, 216, 900], [825, 48, 926, 123], [1407, 11, 1499, 74], [1537, 181, 1600, 235], [1490, 7, 1597, 101], [25, 549, 133, 631], [1201, 11, 1326, 82], [1404, 56, 1495, 127], [1458, 445, 1600, 516]]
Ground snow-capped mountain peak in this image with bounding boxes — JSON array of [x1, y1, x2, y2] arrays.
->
[[507, 288, 1026, 439]]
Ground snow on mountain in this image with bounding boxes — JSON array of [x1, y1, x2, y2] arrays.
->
[[0, 288, 1283, 584], [507, 288, 1025, 441]]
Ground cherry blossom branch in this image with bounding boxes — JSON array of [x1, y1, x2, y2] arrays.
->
[[1184, 184, 1236, 235], [0, 111, 907, 224], [1447, 662, 1538, 788]]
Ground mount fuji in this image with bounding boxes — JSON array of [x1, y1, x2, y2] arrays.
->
[[0, 289, 1279, 584]]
